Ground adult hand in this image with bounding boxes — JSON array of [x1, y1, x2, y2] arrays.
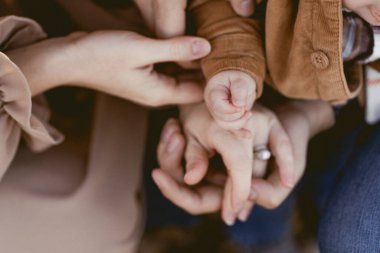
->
[[153, 118, 225, 215], [8, 31, 211, 105], [153, 103, 294, 225], [134, 0, 256, 38], [250, 100, 335, 209], [71, 31, 212, 106]]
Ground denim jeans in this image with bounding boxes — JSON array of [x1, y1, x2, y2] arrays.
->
[[225, 197, 296, 252], [318, 121, 380, 253]]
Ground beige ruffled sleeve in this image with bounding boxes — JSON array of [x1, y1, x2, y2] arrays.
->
[[0, 16, 63, 176]]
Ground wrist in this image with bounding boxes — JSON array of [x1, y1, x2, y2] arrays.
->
[[275, 100, 335, 138], [6, 35, 82, 95]]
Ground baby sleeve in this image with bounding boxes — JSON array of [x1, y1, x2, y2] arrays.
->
[[189, 0, 266, 97], [0, 16, 63, 178]]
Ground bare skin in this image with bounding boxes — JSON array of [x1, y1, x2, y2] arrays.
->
[[154, 100, 334, 225], [6, 31, 211, 107], [344, 0, 380, 25]]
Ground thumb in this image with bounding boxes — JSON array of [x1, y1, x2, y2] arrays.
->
[[140, 36, 211, 65], [184, 138, 209, 185]]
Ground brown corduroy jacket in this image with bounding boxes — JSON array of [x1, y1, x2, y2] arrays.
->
[[191, 0, 372, 103]]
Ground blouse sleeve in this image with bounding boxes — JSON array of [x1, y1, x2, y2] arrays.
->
[[0, 16, 64, 177]]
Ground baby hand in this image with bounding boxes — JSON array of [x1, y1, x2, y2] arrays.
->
[[205, 70, 256, 132]]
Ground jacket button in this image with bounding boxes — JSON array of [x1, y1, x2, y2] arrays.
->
[[311, 51, 329, 69]]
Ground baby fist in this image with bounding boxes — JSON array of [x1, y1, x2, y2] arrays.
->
[[205, 70, 257, 130]]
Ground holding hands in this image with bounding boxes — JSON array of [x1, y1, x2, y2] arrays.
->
[[154, 100, 334, 224], [19, 0, 335, 226], [154, 103, 300, 225]]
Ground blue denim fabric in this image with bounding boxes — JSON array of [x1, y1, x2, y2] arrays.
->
[[226, 196, 296, 250], [318, 123, 380, 253]]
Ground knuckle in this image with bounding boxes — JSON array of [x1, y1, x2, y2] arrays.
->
[[232, 80, 248, 91]]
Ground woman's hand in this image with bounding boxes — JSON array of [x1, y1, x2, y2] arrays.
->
[[250, 100, 335, 209], [153, 103, 294, 225], [68, 31, 211, 106], [153, 118, 225, 215], [7, 31, 211, 106], [153, 100, 334, 224]]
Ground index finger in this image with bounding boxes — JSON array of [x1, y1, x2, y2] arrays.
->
[[212, 130, 253, 213], [138, 36, 211, 65]]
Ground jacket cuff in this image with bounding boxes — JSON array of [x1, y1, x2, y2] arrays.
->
[[201, 34, 265, 98]]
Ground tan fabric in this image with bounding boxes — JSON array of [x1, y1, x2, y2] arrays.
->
[[265, 0, 363, 103], [0, 15, 63, 179], [192, 0, 364, 103], [0, 15, 148, 253], [189, 0, 266, 97]]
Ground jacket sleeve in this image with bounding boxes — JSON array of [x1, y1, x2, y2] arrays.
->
[[0, 16, 63, 178], [189, 0, 266, 97]]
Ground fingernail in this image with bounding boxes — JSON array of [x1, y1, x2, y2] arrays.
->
[[167, 136, 180, 153], [192, 40, 210, 56], [240, 0, 253, 11], [184, 168, 196, 185], [161, 120, 176, 142], [238, 210, 250, 222], [225, 213, 236, 226]]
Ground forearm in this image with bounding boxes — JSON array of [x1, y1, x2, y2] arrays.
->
[[5, 35, 81, 96]]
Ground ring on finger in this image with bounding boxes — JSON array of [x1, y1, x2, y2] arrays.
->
[[253, 145, 271, 161]]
